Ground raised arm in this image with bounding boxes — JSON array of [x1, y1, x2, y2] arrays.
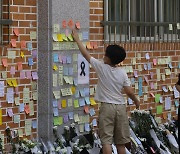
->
[[123, 86, 140, 109], [72, 30, 91, 63]]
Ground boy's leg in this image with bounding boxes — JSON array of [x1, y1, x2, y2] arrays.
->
[[116, 144, 126, 154], [102, 144, 112, 154]]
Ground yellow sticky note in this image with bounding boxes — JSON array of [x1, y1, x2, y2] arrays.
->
[[57, 34, 63, 42], [53, 65, 58, 71], [61, 100, 67, 108], [20, 51, 24, 58], [7, 79, 13, 86], [62, 34, 68, 41], [90, 98, 96, 105], [71, 86, 76, 94], [0, 109, 2, 125], [74, 99, 79, 108], [12, 79, 18, 87], [67, 34, 73, 41]]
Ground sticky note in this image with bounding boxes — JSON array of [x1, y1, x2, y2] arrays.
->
[[8, 51, 16, 59], [57, 34, 63, 42], [74, 99, 79, 108], [85, 123, 90, 132], [82, 31, 89, 40], [32, 72, 38, 80], [27, 42, 32, 51], [28, 58, 33, 66], [32, 120, 37, 129], [90, 98, 96, 105], [20, 51, 24, 58], [68, 99, 73, 107], [89, 108, 95, 116], [155, 94, 161, 103], [156, 105, 163, 114], [68, 112, 74, 120], [53, 100, 58, 107], [13, 28, 19, 36], [92, 119, 97, 127], [145, 53, 150, 59], [7, 108, 14, 117], [75, 21, 80, 29], [62, 34, 68, 41], [85, 97, 90, 105], [61, 100, 67, 108], [20, 40, 26, 48], [62, 20, 67, 28], [2, 58, 8, 67], [11, 39, 17, 47], [153, 59, 157, 65], [53, 24, 60, 32], [24, 105, 30, 114], [53, 116, 63, 126], [10, 66, 16, 75], [74, 114, 80, 122], [63, 114, 69, 123], [68, 19, 74, 29], [53, 108, 59, 117], [14, 115, 20, 123], [79, 98, 85, 107], [30, 31, 37, 40]]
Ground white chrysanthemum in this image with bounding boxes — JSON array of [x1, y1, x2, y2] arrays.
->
[[64, 126, 69, 130]]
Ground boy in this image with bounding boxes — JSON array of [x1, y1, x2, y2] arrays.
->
[[72, 30, 140, 154]]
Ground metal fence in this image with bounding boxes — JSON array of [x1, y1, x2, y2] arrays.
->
[[102, 0, 180, 43], [0, 0, 12, 45]]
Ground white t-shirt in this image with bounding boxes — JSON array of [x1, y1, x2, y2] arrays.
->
[[90, 57, 131, 104]]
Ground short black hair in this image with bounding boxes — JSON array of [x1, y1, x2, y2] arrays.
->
[[105, 45, 126, 65]]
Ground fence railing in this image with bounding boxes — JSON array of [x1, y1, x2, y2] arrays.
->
[[101, 21, 180, 44]]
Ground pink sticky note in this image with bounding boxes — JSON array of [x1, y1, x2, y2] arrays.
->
[[58, 54, 62, 63], [153, 59, 157, 65], [75, 21, 80, 29], [26, 71, 32, 79], [24, 105, 30, 114], [32, 72, 38, 80], [7, 109, 14, 117], [13, 28, 19, 36], [150, 72, 154, 79], [20, 40, 26, 48], [2, 58, 8, 67], [15, 87, 19, 95], [65, 29, 69, 37], [150, 82, 154, 89], [10, 66, 16, 75], [150, 93, 155, 98], [134, 71, 138, 78], [68, 19, 74, 29], [144, 76, 149, 84], [58, 101, 62, 109], [11, 39, 17, 47], [62, 20, 67, 28], [20, 71, 26, 79], [17, 62, 23, 71]]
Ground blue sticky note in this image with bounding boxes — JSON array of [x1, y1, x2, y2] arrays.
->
[[75, 90, 80, 98], [27, 42, 32, 51], [85, 97, 90, 105], [79, 98, 85, 107], [84, 123, 90, 132], [53, 108, 59, 117], [92, 119, 97, 127], [53, 100, 58, 107], [68, 67, 73, 75], [80, 89, 85, 97], [89, 108, 95, 116], [66, 56, 72, 64], [84, 88, 90, 96], [174, 100, 179, 107], [131, 78, 135, 85], [138, 77, 143, 96], [168, 62, 173, 69], [82, 31, 89, 40], [28, 58, 33, 66], [63, 67, 69, 75], [147, 63, 151, 70], [53, 53, 59, 62], [68, 112, 74, 120], [144, 64, 147, 70], [19, 103, 24, 112], [32, 120, 37, 128]]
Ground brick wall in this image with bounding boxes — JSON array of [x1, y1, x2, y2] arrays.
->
[[89, 0, 180, 129], [0, 0, 37, 151]]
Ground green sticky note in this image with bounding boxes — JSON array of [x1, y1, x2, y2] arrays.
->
[[53, 116, 63, 125], [68, 34, 73, 41], [156, 105, 163, 114], [74, 99, 79, 108], [155, 94, 161, 103]]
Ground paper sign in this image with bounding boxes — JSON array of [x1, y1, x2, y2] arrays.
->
[[25, 119, 32, 136]]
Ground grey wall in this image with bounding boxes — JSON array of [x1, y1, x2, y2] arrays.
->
[[38, 0, 89, 143]]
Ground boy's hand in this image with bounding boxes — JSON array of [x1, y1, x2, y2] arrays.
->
[[72, 30, 80, 42]]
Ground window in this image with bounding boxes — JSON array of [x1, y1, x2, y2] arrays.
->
[[103, 0, 180, 43], [0, 0, 12, 45]]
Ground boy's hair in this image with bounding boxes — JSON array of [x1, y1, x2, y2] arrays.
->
[[105, 45, 126, 65]]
